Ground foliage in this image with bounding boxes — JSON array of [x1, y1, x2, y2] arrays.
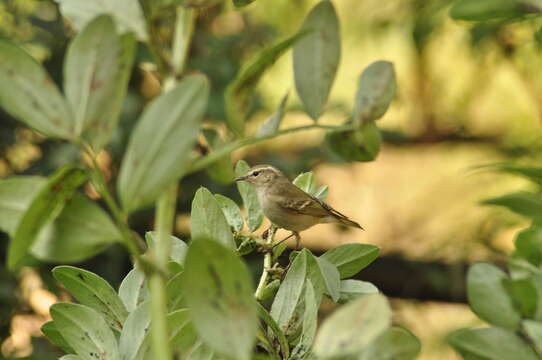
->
[[0, 0, 414, 359], [448, 3, 542, 358]]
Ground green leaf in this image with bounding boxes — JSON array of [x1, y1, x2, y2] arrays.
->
[[523, 320, 542, 354], [235, 160, 264, 232], [30, 193, 121, 263], [41, 320, 75, 354], [53, 266, 128, 332], [321, 243, 380, 278], [482, 192, 542, 221], [313, 293, 392, 359], [167, 270, 186, 311], [326, 121, 382, 162], [359, 327, 421, 360], [182, 0, 225, 7], [314, 256, 341, 302], [449, 327, 538, 360], [515, 226, 542, 267], [50, 302, 120, 360], [293, 0, 341, 121], [256, 92, 289, 138], [270, 249, 307, 331], [60, 356, 83, 360], [7, 166, 87, 269], [214, 194, 244, 232], [292, 172, 317, 194], [203, 129, 235, 185], [233, 0, 256, 8], [57, 0, 147, 41], [168, 309, 200, 353], [0, 40, 74, 139], [183, 238, 257, 360], [256, 303, 290, 359], [190, 187, 235, 248], [68, 23, 135, 150], [354, 61, 396, 124], [118, 301, 150, 360], [338, 279, 378, 304], [290, 280, 318, 360], [536, 26, 542, 46], [503, 277, 538, 318], [145, 231, 188, 265], [226, 32, 305, 136], [118, 74, 209, 212], [449, 0, 535, 21], [118, 268, 148, 313], [467, 262, 521, 329], [0, 177, 120, 263], [64, 16, 122, 141], [0, 176, 45, 235], [485, 163, 542, 187]]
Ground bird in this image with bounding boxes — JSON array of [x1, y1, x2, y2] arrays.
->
[[234, 164, 363, 249]]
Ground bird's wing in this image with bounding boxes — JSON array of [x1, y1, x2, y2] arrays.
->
[[276, 184, 341, 219]]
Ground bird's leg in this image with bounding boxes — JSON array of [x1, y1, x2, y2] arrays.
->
[[294, 232, 301, 251], [270, 231, 296, 250]]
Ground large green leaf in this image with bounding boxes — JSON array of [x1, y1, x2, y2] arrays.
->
[[30, 193, 121, 263], [293, 0, 341, 121], [41, 320, 75, 354], [321, 243, 380, 278], [270, 249, 307, 331], [503, 277, 538, 318], [235, 160, 264, 232], [168, 309, 199, 353], [0, 176, 120, 264], [118, 74, 209, 212], [313, 293, 392, 359], [214, 194, 244, 233], [290, 280, 318, 360], [183, 238, 257, 360], [256, 303, 290, 359], [306, 253, 340, 302], [326, 121, 382, 162], [467, 262, 521, 329], [7, 166, 87, 269], [359, 327, 421, 360], [482, 192, 542, 222], [53, 266, 128, 332], [354, 61, 396, 124], [485, 163, 542, 187], [190, 187, 235, 248], [57, 0, 147, 41], [450, 0, 536, 21], [233, 0, 256, 8], [0, 40, 74, 138], [50, 302, 120, 360], [119, 302, 150, 360], [0, 176, 45, 235], [145, 231, 188, 265], [118, 268, 148, 313], [226, 32, 305, 136], [64, 15, 135, 149], [449, 327, 538, 360]]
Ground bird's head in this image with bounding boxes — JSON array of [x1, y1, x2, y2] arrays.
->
[[234, 165, 285, 187]]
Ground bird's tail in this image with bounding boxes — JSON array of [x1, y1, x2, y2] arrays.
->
[[337, 216, 364, 230]]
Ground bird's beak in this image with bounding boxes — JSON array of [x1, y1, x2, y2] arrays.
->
[[234, 175, 248, 182]]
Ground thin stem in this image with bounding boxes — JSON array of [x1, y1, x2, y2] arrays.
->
[[187, 123, 355, 175], [255, 226, 277, 300], [149, 184, 177, 360], [84, 146, 143, 258]]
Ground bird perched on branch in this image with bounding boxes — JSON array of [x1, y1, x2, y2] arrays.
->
[[234, 164, 363, 249]]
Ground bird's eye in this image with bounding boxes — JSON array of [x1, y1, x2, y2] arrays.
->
[[252, 171, 260, 177]]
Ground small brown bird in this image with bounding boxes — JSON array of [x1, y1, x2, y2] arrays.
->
[[234, 164, 363, 248]]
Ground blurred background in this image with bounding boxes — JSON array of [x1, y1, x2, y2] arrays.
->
[[2, 0, 542, 358]]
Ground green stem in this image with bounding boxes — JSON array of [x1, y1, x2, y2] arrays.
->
[[255, 226, 277, 300], [149, 184, 177, 360], [187, 123, 355, 175], [84, 147, 143, 258]]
